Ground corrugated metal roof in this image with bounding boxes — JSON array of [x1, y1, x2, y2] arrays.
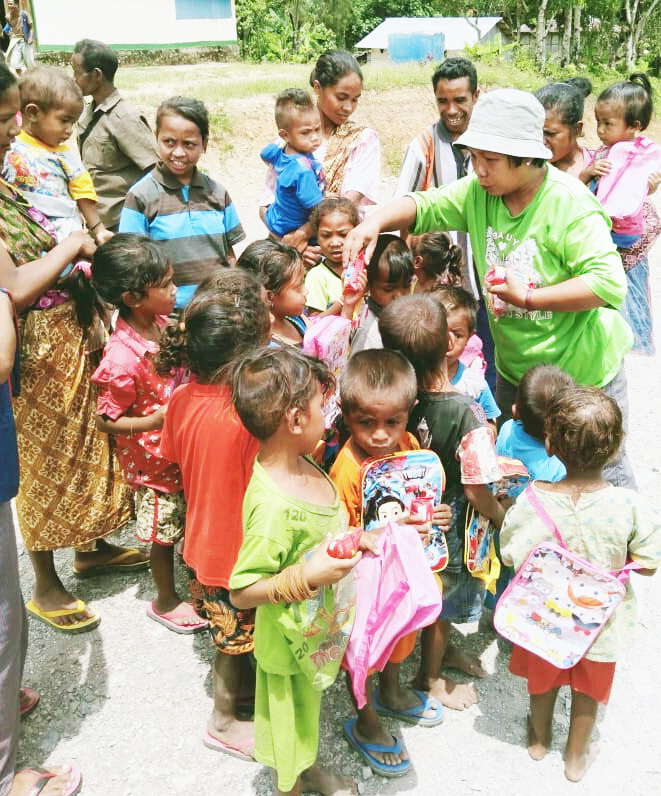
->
[[355, 16, 503, 51]]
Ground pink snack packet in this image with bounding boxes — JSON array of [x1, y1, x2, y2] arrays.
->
[[484, 264, 508, 317], [343, 250, 366, 293]]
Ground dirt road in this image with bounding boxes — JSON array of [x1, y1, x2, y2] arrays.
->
[[13, 76, 661, 796]]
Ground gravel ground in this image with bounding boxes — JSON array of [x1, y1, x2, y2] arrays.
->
[[13, 185, 661, 796]]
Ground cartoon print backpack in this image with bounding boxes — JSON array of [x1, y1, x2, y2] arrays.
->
[[493, 486, 640, 669], [465, 456, 529, 592], [361, 449, 449, 571]]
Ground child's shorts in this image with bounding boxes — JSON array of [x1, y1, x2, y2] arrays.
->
[[135, 486, 186, 545], [436, 567, 485, 623], [509, 644, 616, 705], [187, 569, 255, 655], [389, 631, 417, 664]]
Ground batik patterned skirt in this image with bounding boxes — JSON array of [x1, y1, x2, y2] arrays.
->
[[14, 301, 131, 551]]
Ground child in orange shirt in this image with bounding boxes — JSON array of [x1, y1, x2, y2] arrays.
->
[[330, 349, 449, 777]]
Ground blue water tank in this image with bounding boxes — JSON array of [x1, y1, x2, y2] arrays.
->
[[388, 32, 445, 62]]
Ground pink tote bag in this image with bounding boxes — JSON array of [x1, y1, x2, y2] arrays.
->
[[343, 521, 443, 708]]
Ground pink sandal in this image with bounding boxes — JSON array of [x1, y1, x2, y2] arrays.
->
[[19, 687, 40, 718], [20, 761, 82, 796], [202, 729, 254, 760], [146, 601, 208, 634]]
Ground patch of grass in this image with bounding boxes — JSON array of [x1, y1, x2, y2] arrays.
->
[[116, 62, 313, 105], [206, 103, 234, 154], [361, 61, 435, 90]]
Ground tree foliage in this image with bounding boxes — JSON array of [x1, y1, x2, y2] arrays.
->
[[234, 0, 661, 72]]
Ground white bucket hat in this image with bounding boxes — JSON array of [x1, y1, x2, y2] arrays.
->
[[455, 88, 552, 159]]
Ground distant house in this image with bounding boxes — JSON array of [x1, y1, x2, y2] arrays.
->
[[355, 16, 505, 63], [517, 21, 562, 58], [28, 0, 238, 51]]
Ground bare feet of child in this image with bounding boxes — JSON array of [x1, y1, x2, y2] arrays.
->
[[527, 715, 551, 761], [300, 764, 358, 796], [423, 676, 478, 710], [564, 742, 600, 782], [443, 642, 487, 678]]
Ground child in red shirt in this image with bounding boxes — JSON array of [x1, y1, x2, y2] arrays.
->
[[158, 268, 271, 760]]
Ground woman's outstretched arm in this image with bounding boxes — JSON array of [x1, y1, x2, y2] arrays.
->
[[0, 231, 95, 310], [343, 196, 417, 265]]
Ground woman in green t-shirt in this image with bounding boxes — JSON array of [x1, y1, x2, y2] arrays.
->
[[343, 88, 635, 489]]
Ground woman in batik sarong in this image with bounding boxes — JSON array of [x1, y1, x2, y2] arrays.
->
[[0, 63, 144, 635], [259, 50, 381, 265]]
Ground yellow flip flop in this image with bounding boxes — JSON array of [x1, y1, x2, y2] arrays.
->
[[72, 547, 150, 578], [26, 599, 101, 634]]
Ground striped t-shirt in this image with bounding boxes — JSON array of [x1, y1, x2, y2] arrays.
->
[[119, 164, 245, 294]]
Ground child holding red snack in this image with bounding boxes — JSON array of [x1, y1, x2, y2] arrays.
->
[[229, 347, 373, 796], [157, 269, 271, 758]]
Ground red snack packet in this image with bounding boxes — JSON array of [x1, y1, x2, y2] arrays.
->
[[343, 250, 366, 293], [327, 528, 363, 559]]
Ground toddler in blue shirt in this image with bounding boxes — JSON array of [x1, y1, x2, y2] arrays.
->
[[496, 364, 574, 481], [432, 286, 500, 424], [261, 89, 325, 238]]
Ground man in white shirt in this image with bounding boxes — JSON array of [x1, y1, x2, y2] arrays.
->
[[396, 58, 495, 390]]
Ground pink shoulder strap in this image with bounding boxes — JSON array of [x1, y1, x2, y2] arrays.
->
[[525, 485, 566, 546], [524, 485, 641, 582]]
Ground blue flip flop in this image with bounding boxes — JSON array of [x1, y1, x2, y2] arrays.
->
[[372, 688, 444, 727], [343, 718, 411, 778]]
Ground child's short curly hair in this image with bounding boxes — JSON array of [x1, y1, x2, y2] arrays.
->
[[309, 196, 359, 236], [545, 386, 623, 471], [232, 347, 332, 441], [155, 269, 270, 383], [516, 364, 575, 442]]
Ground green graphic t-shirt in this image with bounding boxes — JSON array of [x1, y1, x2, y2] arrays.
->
[[230, 457, 347, 677], [410, 165, 633, 386]]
